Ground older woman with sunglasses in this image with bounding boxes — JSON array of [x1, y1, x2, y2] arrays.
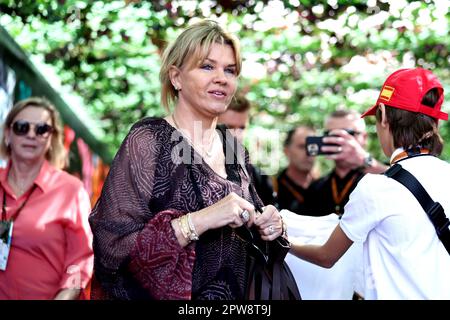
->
[[0, 97, 93, 299]]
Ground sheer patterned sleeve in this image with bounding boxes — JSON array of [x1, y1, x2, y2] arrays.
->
[[128, 209, 196, 300], [89, 119, 191, 299]]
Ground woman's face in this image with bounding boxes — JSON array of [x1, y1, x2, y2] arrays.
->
[[172, 43, 238, 118], [6, 106, 53, 164]]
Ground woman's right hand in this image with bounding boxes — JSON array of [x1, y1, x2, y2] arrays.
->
[[171, 192, 255, 247], [192, 192, 255, 235]]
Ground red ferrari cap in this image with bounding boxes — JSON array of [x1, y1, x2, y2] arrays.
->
[[362, 68, 447, 121]]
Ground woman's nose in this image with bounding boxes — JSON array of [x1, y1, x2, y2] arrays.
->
[[213, 68, 227, 83], [26, 125, 37, 138]]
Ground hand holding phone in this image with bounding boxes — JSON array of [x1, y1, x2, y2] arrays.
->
[[305, 136, 340, 156]]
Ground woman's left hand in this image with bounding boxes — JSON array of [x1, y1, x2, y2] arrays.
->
[[253, 205, 283, 241]]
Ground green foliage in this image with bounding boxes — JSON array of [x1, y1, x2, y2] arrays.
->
[[1, 0, 449, 171]]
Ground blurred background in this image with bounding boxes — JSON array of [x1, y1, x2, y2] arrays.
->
[[1, 0, 449, 179]]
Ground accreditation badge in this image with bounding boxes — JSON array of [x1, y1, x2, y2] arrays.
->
[[0, 220, 13, 271]]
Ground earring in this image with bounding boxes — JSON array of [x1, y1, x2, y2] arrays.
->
[[5, 139, 10, 148]]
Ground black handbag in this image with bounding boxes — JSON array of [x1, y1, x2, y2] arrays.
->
[[236, 225, 301, 300]]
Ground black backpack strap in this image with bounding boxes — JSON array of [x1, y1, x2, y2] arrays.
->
[[384, 164, 450, 255]]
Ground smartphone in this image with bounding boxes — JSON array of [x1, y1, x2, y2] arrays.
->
[[305, 136, 339, 156]]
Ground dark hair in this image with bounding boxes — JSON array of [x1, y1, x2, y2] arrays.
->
[[376, 88, 444, 155], [228, 93, 251, 113], [284, 126, 314, 147]]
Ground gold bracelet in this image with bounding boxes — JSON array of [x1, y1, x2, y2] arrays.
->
[[177, 217, 190, 243], [180, 215, 192, 241]]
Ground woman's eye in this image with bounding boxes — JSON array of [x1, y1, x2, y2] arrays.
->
[[225, 67, 236, 75], [201, 64, 213, 70]]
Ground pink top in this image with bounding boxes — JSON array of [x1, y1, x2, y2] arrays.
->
[[0, 160, 93, 299]]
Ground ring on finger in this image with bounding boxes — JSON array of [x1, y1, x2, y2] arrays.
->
[[268, 225, 275, 235], [240, 209, 250, 222]]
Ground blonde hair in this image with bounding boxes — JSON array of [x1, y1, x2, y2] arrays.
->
[[159, 20, 241, 111], [0, 97, 66, 169]]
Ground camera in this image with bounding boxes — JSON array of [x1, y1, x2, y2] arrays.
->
[[305, 136, 340, 156]]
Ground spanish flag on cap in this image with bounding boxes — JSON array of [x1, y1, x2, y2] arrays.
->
[[379, 86, 395, 102]]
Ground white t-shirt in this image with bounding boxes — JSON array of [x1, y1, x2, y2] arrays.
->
[[340, 150, 450, 299]]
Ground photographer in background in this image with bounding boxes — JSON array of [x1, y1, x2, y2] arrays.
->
[[275, 126, 320, 215], [308, 109, 387, 216]]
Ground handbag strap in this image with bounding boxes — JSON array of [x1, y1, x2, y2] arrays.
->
[[384, 164, 450, 255]]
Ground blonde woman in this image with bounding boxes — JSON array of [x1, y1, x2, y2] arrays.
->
[[89, 20, 285, 300], [0, 97, 93, 299]]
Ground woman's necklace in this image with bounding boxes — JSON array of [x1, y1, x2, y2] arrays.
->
[[171, 114, 216, 158]]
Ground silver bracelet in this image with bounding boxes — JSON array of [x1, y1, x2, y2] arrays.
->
[[281, 216, 288, 238], [187, 213, 199, 241]]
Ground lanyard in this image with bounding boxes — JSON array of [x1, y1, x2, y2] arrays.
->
[[1, 185, 37, 222], [390, 147, 431, 164], [331, 172, 358, 215], [280, 177, 305, 204]]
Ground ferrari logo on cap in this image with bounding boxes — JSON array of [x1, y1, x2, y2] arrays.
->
[[379, 85, 395, 102]]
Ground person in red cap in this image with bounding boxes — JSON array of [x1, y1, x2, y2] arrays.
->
[[290, 68, 450, 299]]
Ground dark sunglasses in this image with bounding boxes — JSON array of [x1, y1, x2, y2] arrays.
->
[[324, 128, 361, 136], [11, 120, 54, 137]]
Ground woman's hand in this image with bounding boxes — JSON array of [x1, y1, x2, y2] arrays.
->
[[253, 205, 283, 241], [171, 192, 257, 247], [194, 192, 256, 232]]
